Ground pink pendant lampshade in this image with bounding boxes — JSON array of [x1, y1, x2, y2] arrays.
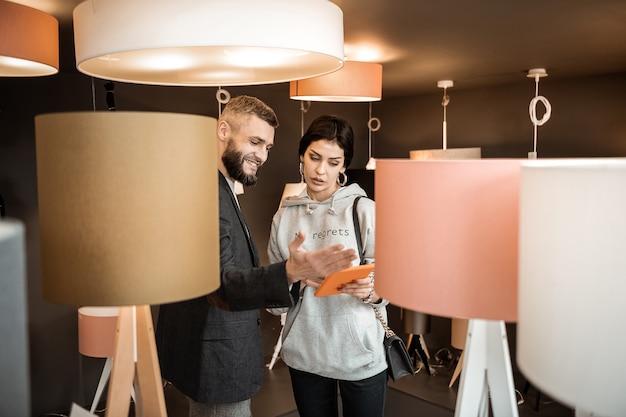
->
[[290, 61, 382, 102], [0, 0, 58, 77]]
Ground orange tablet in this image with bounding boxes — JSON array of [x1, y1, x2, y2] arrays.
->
[[314, 264, 375, 297]]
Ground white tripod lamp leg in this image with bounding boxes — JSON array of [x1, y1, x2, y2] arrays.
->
[[90, 357, 112, 414], [454, 319, 518, 417]]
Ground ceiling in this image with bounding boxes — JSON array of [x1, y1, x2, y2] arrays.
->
[[14, 0, 626, 97]]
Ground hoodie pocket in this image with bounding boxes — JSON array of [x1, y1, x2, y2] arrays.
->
[[282, 312, 374, 376]]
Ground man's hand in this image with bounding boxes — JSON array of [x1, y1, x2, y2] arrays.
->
[[285, 230, 357, 287]]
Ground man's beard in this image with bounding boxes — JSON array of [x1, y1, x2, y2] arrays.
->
[[222, 139, 259, 186]]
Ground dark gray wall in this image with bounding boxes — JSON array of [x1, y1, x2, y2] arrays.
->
[[1, 69, 625, 415]]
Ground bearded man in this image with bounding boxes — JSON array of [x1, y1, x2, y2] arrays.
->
[[156, 95, 356, 417]]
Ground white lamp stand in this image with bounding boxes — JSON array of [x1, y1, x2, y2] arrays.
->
[[454, 319, 518, 417]]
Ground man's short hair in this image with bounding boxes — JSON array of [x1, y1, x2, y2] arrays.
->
[[219, 95, 279, 131]]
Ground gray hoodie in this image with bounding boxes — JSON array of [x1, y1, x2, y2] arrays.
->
[[268, 183, 388, 381]]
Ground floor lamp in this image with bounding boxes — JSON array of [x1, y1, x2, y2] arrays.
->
[[35, 111, 221, 417], [375, 159, 522, 417], [518, 158, 626, 417]]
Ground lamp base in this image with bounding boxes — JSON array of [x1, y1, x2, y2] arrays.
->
[[454, 319, 518, 417], [106, 305, 166, 417]]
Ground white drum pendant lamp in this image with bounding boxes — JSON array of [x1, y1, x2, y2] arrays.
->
[[73, 0, 345, 86]]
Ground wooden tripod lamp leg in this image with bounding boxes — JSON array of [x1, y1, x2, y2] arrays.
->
[[134, 305, 167, 416], [105, 305, 167, 417]]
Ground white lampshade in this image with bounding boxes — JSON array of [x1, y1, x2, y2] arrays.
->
[[73, 0, 344, 86], [290, 61, 382, 102], [0, 0, 58, 77], [518, 158, 626, 417]]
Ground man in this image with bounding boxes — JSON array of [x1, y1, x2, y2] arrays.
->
[[156, 95, 357, 417]]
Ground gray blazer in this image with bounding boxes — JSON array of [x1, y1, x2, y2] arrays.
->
[[156, 172, 293, 404]]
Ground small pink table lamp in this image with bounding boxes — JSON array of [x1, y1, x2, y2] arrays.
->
[[375, 159, 521, 417], [78, 307, 119, 414]]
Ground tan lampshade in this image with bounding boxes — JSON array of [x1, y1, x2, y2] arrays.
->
[[73, 0, 344, 86], [518, 158, 626, 416], [375, 159, 521, 322], [35, 112, 220, 307], [290, 61, 382, 102], [78, 307, 119, 358], [0, 0, 59, 77]]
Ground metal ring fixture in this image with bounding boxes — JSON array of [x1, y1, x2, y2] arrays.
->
[[368, 117, 381, 132], [216, 88, 231, 104]]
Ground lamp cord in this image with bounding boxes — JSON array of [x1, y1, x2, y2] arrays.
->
[[216, 87, 231, 116], [367, 102, 381, 159], [91, 77, 96, 111], [529, 76, 552, 156], [442, 87, 450, 149], [300, 101, 310, 137], [368, 102, 373, 159]]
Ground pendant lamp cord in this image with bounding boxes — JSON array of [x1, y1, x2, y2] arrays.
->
[[368, 102, 373, 159], [366, 101, 381, 169], [91, 77, 96, 111], [441, 87, 450, 150], [300, 101, 311, 137], [216, 87, 231, 117], [528, 72, 552, 158]]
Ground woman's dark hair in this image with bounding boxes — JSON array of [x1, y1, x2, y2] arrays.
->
[[298, 115, 354, 168]]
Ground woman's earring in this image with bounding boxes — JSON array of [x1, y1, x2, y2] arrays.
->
[[337, 172, 348, 186], [299, 162, 304, 183]]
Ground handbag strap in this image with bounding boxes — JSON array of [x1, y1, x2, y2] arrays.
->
[[352, 196, 395, 338], [352, 196, 365, 265], [373, 303, 395, 338]]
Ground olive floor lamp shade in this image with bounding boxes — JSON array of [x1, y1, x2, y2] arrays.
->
[[35, 112, 221, 417], [518, 158, 626, 417], [78, 306, 122, 414], [375, 159, 522, 417]]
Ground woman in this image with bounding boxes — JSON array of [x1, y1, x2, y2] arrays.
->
[[268, 114, 388, 417]]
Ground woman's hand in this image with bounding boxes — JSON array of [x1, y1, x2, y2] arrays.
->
[[339, 274, 379, 303]]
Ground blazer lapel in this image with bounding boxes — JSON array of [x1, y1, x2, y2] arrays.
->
[[219, 173, 260, 267]]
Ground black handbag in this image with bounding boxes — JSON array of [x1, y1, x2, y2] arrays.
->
[[374, 305, 416, 381], [352, 196, 415, 381]]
